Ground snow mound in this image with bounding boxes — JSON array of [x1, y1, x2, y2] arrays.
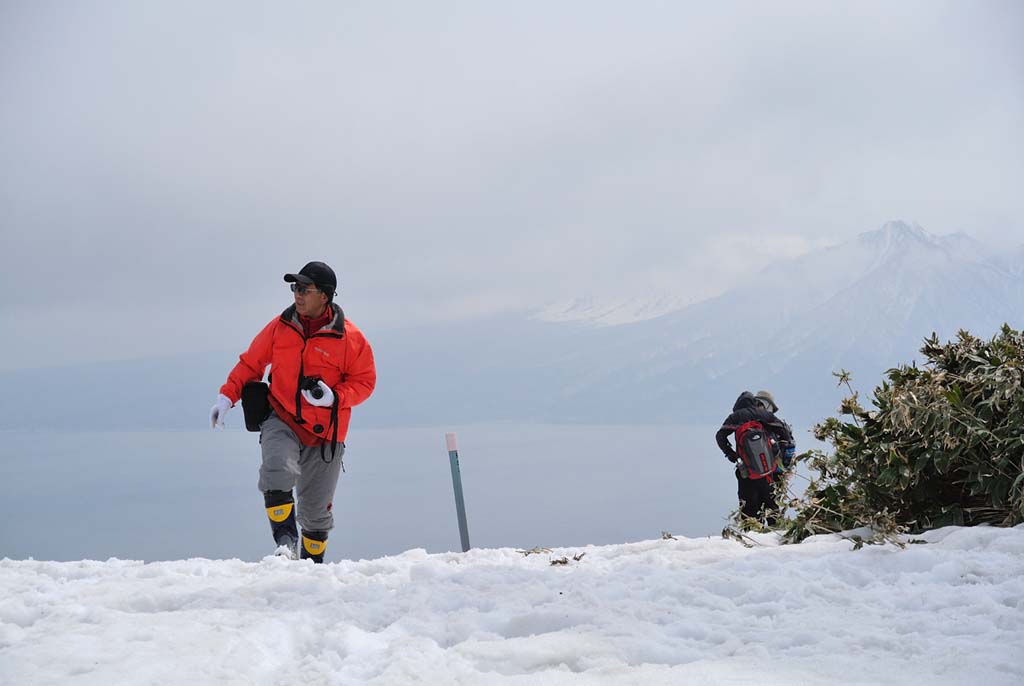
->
[[2, 526, 1023, 685]]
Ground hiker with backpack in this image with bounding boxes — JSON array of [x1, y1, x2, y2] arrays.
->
[[715, 390, 795, 525]]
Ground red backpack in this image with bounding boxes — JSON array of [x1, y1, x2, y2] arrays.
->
[[735, 420, 778, 481]]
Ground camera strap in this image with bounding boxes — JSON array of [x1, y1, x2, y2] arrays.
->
[[293, 361, 307, 426], [318, 392, 344, 471]]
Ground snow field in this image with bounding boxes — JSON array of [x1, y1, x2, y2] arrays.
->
[[1, 525, 1022, 685]]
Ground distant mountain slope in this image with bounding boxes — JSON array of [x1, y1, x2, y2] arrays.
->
[[528, 221, 1023, 423]]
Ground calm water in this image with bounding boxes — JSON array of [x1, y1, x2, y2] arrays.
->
[[0, 423, 812, 562]]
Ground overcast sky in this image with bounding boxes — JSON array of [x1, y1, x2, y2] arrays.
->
[[1, 1, 1022, 370]]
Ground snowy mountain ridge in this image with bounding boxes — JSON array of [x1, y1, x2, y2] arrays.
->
[[532, 220, 1003, 328], [533, 290, 718, 327], [508, 219, 1024, 425]]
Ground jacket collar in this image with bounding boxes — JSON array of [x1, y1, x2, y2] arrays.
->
[[280, 303, 346, 336]]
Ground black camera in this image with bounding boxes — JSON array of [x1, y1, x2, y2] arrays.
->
[[300, 376, 324, 400]]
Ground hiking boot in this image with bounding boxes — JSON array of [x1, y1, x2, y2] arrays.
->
[[300, 530, 328, 564], [264, 489, 299, 552]]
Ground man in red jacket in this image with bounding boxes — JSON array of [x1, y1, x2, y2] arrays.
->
[[210, 261, 376, 562]]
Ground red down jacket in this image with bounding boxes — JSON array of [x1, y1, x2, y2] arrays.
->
[[220, 303, 376, 446]]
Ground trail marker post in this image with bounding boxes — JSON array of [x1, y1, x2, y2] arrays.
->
[[445, 432, 471, 552]]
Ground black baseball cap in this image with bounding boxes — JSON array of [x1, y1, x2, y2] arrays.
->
[[283, 261, 337, 293]]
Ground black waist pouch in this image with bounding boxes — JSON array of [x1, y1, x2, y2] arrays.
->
[[241, 381, 271, 432]]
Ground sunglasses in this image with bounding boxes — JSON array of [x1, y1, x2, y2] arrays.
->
[[290, 283, 320, 295]]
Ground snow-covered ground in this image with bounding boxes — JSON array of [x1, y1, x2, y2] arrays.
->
[[2, 525, 1022, 686]]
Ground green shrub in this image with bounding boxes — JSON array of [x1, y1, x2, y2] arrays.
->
[[783, 325, 1024, 544]]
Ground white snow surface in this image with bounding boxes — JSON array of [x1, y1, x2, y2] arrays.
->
[[2, 526, 1023, 686]]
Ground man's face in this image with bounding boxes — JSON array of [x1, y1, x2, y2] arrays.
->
[[291, 282, 329, 318]]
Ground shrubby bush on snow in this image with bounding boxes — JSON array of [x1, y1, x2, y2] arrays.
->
[[783, 324, 1024, 543]]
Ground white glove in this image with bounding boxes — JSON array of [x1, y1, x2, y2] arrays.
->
[[302, 380, 335, 408], [210, 394, 233, 429]]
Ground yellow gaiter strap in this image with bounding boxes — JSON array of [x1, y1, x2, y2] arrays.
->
[[266, 502, 294, 523], [302, 535, 327, 556]]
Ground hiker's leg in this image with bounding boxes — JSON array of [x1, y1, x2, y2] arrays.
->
[[258, 412, 302, 549], [736, 473, 761, 519], [761, 480, 780, 526], [293, 443, 345, 562]]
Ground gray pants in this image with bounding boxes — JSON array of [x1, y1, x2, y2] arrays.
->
[[258, 411, 345, 532]]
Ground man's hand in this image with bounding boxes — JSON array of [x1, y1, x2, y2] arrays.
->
[[725, 451, 739, 463], [302, 380, 335, 408], [210, 394, 232, 429]]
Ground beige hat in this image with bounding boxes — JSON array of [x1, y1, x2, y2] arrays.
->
[[754, 390, 778, 412]]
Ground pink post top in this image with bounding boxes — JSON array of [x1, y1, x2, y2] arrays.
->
[[445, 432, 458, 452]]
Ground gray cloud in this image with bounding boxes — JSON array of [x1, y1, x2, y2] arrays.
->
[[1, 1, 1021, 369]]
